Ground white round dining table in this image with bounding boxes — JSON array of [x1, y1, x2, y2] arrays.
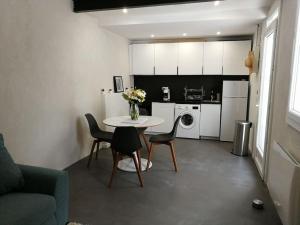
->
[[103, 116, 164, 172]]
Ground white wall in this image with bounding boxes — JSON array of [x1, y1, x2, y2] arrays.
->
[[248, 24, 262, 154], [0, 0, 130, 170], [248, 0, 300, 171], [268, 0, 300, 163]]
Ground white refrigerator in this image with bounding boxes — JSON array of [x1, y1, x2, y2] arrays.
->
[[220, 81, 249, 142]]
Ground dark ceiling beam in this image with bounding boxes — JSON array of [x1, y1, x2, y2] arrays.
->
[[73, 0, 218, 13]]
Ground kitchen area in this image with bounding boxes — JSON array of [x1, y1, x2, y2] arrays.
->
[[130, 39, 251, 142]]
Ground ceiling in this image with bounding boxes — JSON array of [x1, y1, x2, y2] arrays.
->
[[88, 0, 274, 40]]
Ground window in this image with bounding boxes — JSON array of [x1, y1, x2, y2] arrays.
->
[[288, 7, 300, 131]]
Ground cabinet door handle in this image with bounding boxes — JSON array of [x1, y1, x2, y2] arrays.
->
[[222, 66, 224, 75], [154, 66, 156, 75], [202, 66, 204, 75], [177, 66, 179, 75]]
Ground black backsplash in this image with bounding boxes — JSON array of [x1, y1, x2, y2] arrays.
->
[[133, 75, 249, 113]]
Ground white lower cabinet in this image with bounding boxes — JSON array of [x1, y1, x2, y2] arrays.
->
[[150, 102, 175, 133], [200, 104, 221, 137]]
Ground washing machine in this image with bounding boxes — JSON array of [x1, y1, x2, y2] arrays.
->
[[175, 104, 201, 139]]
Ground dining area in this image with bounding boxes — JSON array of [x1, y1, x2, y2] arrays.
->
[[82, 86, 182, 188], [84, 113, 181, 188]]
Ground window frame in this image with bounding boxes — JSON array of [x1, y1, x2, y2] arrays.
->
[[288, 4, 300, 132]]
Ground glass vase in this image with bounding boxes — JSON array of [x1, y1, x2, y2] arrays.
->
[[130, 103, 139, 120]]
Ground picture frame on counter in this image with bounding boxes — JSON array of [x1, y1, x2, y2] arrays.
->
[[113, 76, 124, 93]]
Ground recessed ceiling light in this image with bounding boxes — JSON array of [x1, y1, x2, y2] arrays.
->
[[122, 8, 128, 14], [217, 31, 221, 35], [183, 33, 187, 37], [214, 1, 220, 6], [151, 34, 155, 38]]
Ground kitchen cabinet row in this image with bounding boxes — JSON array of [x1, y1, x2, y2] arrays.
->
[[130, 40, 252, 76], [148, 102, 221, 138]]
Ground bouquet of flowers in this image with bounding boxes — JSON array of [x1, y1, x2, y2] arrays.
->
[[122, 88, 146, 104], [122, 88, 146, 120]]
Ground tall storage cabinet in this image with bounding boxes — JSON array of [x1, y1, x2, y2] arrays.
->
[[154, 43, 178, 75], [203, 42, 224, 75], [131, 44, 155, 75], [178, 42, 203, 75], [223, 41, 252, 75]]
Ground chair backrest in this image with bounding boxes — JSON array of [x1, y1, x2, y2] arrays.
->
[[170, 116, 182, 138], [112, 127, 142, 156], [85, 113, 102, 138]]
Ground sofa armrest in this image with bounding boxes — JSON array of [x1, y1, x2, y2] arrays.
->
[[19, 165, 69, 225]]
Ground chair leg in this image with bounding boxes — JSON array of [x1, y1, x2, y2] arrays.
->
[[169, 141, 178, 172], [146, 143, 154, 171], [108, 150, 119, 188], [111, 148, 116, 162], [95, 142, 100, 160], [141, 133, 150, 153], [133, 154, 144, 187], [87, 140, 96, 168], [136, 149, 142, 172]]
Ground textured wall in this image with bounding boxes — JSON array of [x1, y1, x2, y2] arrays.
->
[[0, 0, 130, 169]]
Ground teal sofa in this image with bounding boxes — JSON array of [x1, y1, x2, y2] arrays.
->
[[0, 134, 69, 225], [0, 165, 69, 225]]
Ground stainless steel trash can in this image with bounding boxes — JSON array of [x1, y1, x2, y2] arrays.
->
[[232, 121, 252, 156]]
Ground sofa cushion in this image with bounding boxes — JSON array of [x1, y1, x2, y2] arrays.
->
[[0, 134, 24, 195], [0, 192, 56, 225]]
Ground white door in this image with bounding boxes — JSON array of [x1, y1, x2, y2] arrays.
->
[[200, 104, 221, 137], [220, 98, 248, 142], [254, 22, 277, 177], [178, 42, 203, 75], [151, 102, 175, 133], [155, 43, 178, 75], [131, 44, 155, 75], [223, 41, 252, 75], [203, 42, 223, 75]]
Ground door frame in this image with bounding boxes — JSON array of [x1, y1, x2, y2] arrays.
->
[[253, 16, 280, 180]]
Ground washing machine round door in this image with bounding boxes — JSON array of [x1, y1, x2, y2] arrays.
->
[[180, 112, 195, 129]]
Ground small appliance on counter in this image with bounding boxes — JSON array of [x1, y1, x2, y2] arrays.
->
[[162, 87, 170, 102], [184, 86, 205, 101]]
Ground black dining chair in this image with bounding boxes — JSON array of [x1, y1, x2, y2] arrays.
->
[[137, 128, 150, 153], [85, 113, 113, 168], [108, 127, 143, 188], [146, 116, 182, 172]]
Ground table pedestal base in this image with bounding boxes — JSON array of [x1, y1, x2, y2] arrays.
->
[[117, 158, 152, 172]]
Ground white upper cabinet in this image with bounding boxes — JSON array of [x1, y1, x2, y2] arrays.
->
[[130, 40, 252, 76], [178, 42, 203, 75], [203, 41, 224, 75], [154, 43, 178, 75], [131, 44, 155, 75], [223, 40, 252, 75]]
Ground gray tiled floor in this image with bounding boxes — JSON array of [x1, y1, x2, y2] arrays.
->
[[67, 138, 282, 225]]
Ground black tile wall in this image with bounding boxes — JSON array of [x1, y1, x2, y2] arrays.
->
[[133, 75, 249, 113]]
